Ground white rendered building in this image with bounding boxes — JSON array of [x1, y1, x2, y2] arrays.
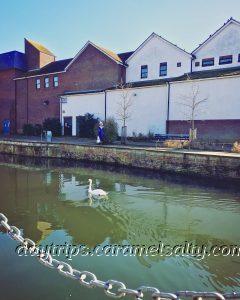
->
[[61, 18, 240, 140]]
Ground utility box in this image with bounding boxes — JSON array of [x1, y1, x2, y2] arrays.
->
[[46, 131, 52, 142], [3, 119, 10, 135]]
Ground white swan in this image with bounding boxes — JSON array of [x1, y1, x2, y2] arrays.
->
[[88, 179, 108, 198]]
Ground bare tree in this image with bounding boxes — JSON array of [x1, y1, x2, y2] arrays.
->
[[116, 82, 134, 144], [177, 75, 208, 141]]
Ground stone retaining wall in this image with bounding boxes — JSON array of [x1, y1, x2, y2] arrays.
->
[[0, 140, 239, 180]]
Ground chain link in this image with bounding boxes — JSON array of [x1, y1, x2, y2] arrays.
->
[[0, 212, 239, 300]]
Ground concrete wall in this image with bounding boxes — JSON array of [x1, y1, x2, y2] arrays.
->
[[61, 92, 105, 136], [193, 22, 240, 71], [126, 34, 191, 82], [0, 140, 239, 180], [63, 75, 240, 138], [107, 85, 168, 135], [63, 85, 168, 136], [169, 76, 240, 120], [168, 76, 240, 138]]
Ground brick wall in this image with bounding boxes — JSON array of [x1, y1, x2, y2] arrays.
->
[[25, 39, 55, 70], [25, 41, 40, 71], [0, 69, 24, 133], [15, 44, 125, 132], [167, 120, 240, 141]]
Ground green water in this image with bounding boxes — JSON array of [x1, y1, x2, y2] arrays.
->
[[0, 155, 239, 300]]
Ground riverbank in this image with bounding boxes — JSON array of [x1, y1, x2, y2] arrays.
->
[[0, 138, 239, 180]]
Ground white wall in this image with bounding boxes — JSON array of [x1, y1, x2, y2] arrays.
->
[[62, 86, 168, 136], [169, 76, 240, 120], [62, 76, 240, 137], [126, 34, 192, 82], [193, 22, 240, 71], [107, 85, 168, 135], [61, 93, 105, 136]]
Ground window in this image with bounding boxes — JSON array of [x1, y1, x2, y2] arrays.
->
[[219, 55, 232, 65], [36, 79, 40, 89], [141, 65, 148, 78], [238, 54, 240, 62], [53, 76, 59, 87], [159, 62, 167, 76], [177, 62, 181, 67], [44, 77, 49, 88], [202, 58, 214, 67], [195, 62, 200, 67]]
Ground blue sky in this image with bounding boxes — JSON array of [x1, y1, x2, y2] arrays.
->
[[1, 0, 240, 60]]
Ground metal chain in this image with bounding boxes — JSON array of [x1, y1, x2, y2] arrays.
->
[[0, 213, 239, 300]]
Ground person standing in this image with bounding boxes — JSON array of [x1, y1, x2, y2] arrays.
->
[[97, 121, 104, 144]]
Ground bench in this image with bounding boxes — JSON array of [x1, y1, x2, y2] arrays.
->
[[154, 134, 189, 141], [154, 134, 189, 147]]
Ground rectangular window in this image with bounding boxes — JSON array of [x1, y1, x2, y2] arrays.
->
[[202, 58, 214, 67], [238, 54, 240, 62], [177, 62, 181, 67], [219, 55, 232, 65], [141, 65, 148, 78], [36, 79, 40, 89], [195, 62, 200, 67], [159, 62, 167, 76], [53, 76, 59, 87], [44, 77, 49, 88]]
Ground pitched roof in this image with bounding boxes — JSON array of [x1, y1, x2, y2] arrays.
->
[[192, 17, 240, 54], [92, 43, 123, 64], [118, 51, 134, 63], [126, 32, 192, 63], [15, 58, 72, 79], [66, 41, 125, 70], [26, 39, 55, 56]]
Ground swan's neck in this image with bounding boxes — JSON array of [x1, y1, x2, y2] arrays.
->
[[88, 182, 92, 193]]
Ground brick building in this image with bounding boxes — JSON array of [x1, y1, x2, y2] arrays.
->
[[0, 39, 130, 133], [0, 51, 26, 133]]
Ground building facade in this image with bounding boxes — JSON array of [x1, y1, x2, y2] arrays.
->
[[0, 18, 240, 140], [14, 41, 127, 133], [61, 18, 240, 140]]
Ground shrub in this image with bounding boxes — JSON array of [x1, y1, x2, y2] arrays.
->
[[163, 139, 189, 149], [22, 124, 43, 136], [147, 130, 154, 140], [232, 141, 240, 153], [33, 124, 43, 136], [23, 124, 34, 136], [78, 113, 99, 138], [43, 118, 61, 136], [104, 117, 119, 144]]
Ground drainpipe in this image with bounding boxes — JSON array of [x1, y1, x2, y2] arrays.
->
[[104, 90, 107, 122], [14, 79, 17, 134], [166, 81, 171, 134], [191, 54, 195, 73], [27, 78, 29, 124], [60, 97, 62, 136]]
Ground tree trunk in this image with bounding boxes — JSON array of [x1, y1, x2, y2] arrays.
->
[[121, 126, 127, 144]]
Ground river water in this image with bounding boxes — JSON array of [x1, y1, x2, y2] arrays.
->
[[0, 155, 239, 300]]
